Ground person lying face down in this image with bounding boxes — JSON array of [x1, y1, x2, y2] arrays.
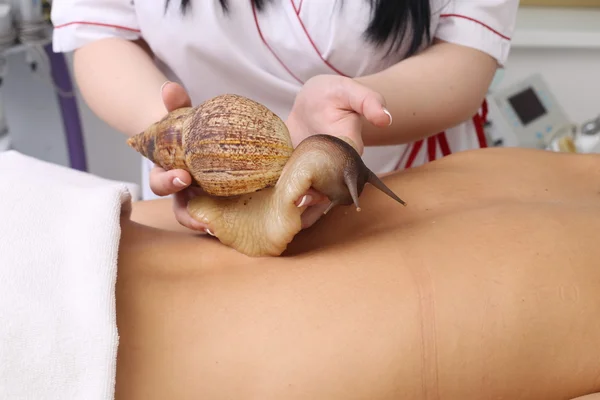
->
[[1, 147, 599, 400], [114, 147, 600, 400]]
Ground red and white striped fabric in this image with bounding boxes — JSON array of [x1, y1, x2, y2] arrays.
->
[[51, 0, 519, 199]]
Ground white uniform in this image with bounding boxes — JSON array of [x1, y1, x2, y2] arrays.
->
[[51, 0, 519, 200]]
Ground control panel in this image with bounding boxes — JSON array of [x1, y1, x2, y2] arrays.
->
[[487, 73, 571, 149]]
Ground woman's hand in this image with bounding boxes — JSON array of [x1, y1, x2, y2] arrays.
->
[[149, 82, 210, 232], [285, 74, 393, 154], [284, 74, 392, 228]]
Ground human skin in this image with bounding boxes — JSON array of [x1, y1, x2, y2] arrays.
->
[[113, 147, 600, 399]]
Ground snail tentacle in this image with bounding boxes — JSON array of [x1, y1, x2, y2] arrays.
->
[[344, 170, 362, 212], [322, 200, 340, 215], [367, 171, 407, 206]]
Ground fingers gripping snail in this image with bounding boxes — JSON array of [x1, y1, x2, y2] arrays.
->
[[127, 94, 407, 257]]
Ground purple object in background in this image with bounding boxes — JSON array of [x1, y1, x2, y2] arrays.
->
[[44, 43, 88, 172]]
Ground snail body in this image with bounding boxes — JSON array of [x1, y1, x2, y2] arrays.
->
[[127, 93, 407, 257]]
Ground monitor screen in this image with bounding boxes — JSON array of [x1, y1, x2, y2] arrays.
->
[[508, 87, 547, 126]]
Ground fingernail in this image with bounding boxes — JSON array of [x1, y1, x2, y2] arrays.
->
[[297, 194, 312, 208], [173, 177, 188, 187], [205, 228, 215, 236], [160, 80, 172, 94], [383, 107, 392, 126]]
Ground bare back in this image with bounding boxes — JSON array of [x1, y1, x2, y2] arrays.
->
[[115, 148, 600, 399]]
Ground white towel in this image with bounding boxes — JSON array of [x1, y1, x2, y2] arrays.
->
[[0, 150, 133, 400]]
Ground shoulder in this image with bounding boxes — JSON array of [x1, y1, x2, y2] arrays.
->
[[431, 0, 520, 66], [51, 0, 141, 53]]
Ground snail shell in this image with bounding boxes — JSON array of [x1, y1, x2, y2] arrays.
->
[[127, 94, 294, 197]]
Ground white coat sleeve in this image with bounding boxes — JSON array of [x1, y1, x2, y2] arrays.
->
[[433, 0, 519, 67], [50, 0, 141, 53]]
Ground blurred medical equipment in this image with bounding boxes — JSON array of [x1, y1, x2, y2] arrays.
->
[[8, 0, 48, 44], [578, 114, 600, 153], [0, 0, 88, 172], [0, 4, 16, 52], [581, 114, 600, 136], [488, 73, 572, 149], [487, 73, 600, 155]]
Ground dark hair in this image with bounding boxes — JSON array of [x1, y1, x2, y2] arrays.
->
[[165, 0, 432, 57]]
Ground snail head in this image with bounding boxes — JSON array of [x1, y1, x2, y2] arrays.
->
[[292, 134, 407, 214]]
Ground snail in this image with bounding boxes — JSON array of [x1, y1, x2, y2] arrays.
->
[[127, 93, 407, 257]]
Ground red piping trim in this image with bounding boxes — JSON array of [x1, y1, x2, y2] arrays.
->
[[472, 114, 488, 148], [251, 1, 303, 85], [474, 99, 489, 148], [393, 144, 411, 171], [481, 99, 489, 123], [53, 21, 140, 32], [427, 136, 437, 162], [439, 14, 511, 41], [437, 132, 451, 156], [405, 140, 424, 169], [400, 131, 451, 170], [295, 0, 304, 15], [290, 0, 347, 77]]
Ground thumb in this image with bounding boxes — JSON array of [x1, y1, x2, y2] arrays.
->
[[161, 81, 192, 112], [340, 78, 392, 128]]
